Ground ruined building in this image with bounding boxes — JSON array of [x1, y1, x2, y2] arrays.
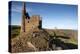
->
[[21, 2, 42, 33]]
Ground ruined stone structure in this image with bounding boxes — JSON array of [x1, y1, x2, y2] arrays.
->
[[21, 2, 42, 33]]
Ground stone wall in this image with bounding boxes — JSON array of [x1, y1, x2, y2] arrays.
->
[[24, 15, 42, 32], [21, 2, 42, 33]]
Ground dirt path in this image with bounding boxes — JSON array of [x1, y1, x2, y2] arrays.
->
[[27, 42, 38, 51]]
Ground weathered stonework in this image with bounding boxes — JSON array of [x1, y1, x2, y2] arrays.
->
[[21, 2, 42, 33]]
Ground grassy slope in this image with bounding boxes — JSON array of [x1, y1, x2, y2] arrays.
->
[[10, 25, 21, 38], [45, 29, 78, 44], [10, 25, 78, 44], [10, 26, 78, 52]]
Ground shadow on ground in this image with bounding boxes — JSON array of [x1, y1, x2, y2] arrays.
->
[[43, 29, 78, 50]]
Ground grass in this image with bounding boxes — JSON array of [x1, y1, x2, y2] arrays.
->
[[10, 25, 78, 52], [68, 38, 78, 45], [45, 29, 78, 45], [10, 25, 21, 38], [10, 25, 78, 44]]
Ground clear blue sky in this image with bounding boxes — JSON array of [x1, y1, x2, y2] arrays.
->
[[10, 1, 78, 30]]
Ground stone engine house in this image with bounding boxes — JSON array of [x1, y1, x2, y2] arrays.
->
[[21, 2, 42, 32]]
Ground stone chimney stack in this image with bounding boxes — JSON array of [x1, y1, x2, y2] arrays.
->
[[21, 2, 26, 32]]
